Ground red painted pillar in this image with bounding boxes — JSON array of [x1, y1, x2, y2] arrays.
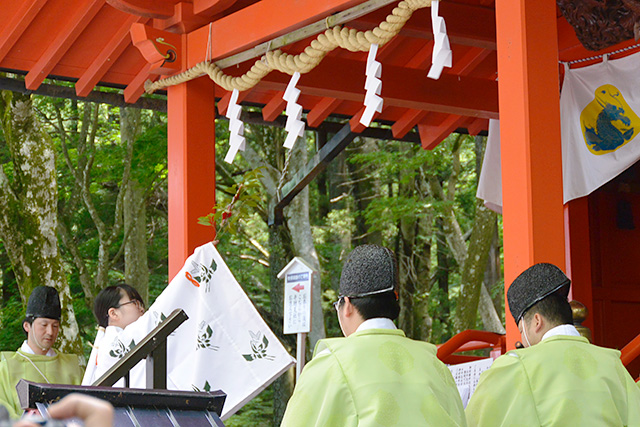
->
[[496, 0, 566, 349], [167, 76, 216, 280], [564, 198, 595, 337]]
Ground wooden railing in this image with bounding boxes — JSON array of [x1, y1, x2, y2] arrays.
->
[[436, 330, 506, 365]]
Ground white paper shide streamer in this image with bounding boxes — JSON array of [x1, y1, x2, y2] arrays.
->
[[427, 0, 452, 80], [224, 89, 246, 164], [283, 72, 305, 149], [360, 43, 383, 127]]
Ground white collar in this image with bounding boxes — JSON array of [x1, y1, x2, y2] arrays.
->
[[541, 324, 581, 342], [20, 341, 56, 357], [355, 318, 397, 333]]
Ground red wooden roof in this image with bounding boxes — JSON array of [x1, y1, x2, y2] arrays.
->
[[1, 0, 636, 148]]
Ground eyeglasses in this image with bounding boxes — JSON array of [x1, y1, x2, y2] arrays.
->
[[333, 284, 397, 311], [116, 300, 144, 310]]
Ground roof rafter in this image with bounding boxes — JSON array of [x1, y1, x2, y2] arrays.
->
[[124, 63, 155, 103], [257, 57, 498, 119], [307, 97, 342, 127], [418, 114, 470, 149], [76, 15, 147, 97], [0, 0, 47, 63], [262, 91, 286, 121], [352, 2, 496, 50], [392, 109, 429, 139], [187, 0, 369, 66], [25, 0, 106, 90]]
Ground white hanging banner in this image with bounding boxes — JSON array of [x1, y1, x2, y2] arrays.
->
[[83, 243, 295, 420], [224, 89, 246, 164], [283, 72, 305, 149], [360, 43, 383, 127], [562, 54, 640, 203], [427, 0, 452, 80], [476, 119, 502, 214]]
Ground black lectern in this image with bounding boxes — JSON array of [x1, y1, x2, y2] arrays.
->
[[16, 309, 227, 426]]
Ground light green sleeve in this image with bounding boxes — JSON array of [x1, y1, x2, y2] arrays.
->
[[281, 349, 357, 427], [623, 366, 640, 424], [0, 359, 19, 419], [465, 353, 539, 427]]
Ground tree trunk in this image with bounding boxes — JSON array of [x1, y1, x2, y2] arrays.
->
[[345, 137, 382, 245], [0, 91, 82, 354], [454, 200, 500, 332], [124, 180, 149, 304], [268, 222, 294, 427], [283, 138, 326, 349]]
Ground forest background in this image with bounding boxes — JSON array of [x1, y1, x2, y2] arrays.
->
[[0, 80, 505, 426]]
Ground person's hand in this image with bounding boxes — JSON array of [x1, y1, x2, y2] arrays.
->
[[47, 394, 113, 427]]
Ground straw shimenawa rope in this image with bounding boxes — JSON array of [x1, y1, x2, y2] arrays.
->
[[144, 0, 433, 94]]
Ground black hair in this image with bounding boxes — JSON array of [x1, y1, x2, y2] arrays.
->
[[346, 292, 400, 321], [22, 317, 34, 338], [523, 292, 573, 327], [93, 284, 144, 328]]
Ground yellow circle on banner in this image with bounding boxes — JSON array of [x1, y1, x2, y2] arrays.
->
[[580, 84, 640, 155]]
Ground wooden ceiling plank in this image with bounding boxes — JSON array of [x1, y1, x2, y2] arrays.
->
[[123, 63, 154, 103], [418, 114, 468, 150], [404, 42, 434, 70], [352, 2, 496, 50], [466, 118, 489, 136], [193, 0, 238, 16], [349, 108, 368, 133], [258, 57, 498, 119], [0, 0, 48, 63], [450, 47, 492, 77], [377, 36, 404, 62], [262, 91, 287, 121], [187, 0, 369, 66], [76, 16, 147, 97], [25, 0, 106, 90], [307, 97, 342, 128], [392, 109, 429, 139]]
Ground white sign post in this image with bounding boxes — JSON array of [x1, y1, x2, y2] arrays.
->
[[278, 257, 314, 380]]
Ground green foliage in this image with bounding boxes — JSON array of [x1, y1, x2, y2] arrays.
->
[[199, 167, 265, 236], [226, 385, 273, 427]]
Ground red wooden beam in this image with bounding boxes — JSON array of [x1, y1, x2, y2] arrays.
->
[[496, 0, 565, 350], [466, 118, 489, 136], [262, 91, 286, 121], [349, 108, 368, 133], [167, 77, 216, 279], [187, 0, 369, 66], [193, 0, 238, 16], [258, 57, 498, 119], [418, 114, 469, 150], [25, 0, 105, 90], [392, 109, 429, 139], [217, 89, 250, 116], [130, 23, 182, 75], [307, 97, 342, 128], [76, 16, 146, 97], [107, 0, 176, 19], [450, 47, 492, 77], [123, 63, 154, 103], [352, 2, 496, 50], [405, 42, 434, 70], [0, 0, 47, 63]]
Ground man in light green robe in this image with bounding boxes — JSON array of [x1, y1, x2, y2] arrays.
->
[[282, 245, 466, 426], [0, 286, 82, 418], [466, 263, 640, 426]]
